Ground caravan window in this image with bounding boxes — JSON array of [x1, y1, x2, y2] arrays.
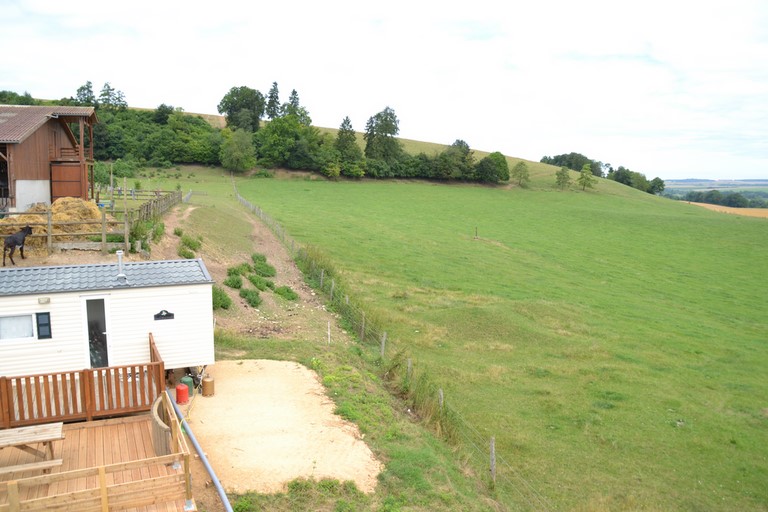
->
[[0, 315, 34, 340], [36, 313, 52, 339]]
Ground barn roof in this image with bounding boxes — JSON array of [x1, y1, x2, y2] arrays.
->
[[0, 258, 213, 296], [0, 105, 98, 144]]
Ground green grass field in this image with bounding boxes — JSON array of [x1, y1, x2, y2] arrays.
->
[[227, 173, 768, 511]]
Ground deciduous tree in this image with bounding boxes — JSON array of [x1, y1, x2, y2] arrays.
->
[[511, 161, 530, 187], [154, 104, 175, 124], [577, 164, 597, 191], [220, 129, 256, 172], [555, 166, 571, 189], [648, 177, 665, 195], [364, 107, 402, 164], [475, 152, 509, 183], [217, 86, 265, 132]]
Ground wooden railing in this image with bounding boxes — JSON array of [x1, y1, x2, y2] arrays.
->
[[55, 146, 94, 161], [0, 336, 165, 429]]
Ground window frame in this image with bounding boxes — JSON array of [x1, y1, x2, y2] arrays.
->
[[0, 314, 35, 340], [36, 312, 52, 339]]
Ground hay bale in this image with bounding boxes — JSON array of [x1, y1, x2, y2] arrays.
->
[[0, 206, 48, 251], [0, 198, 117, 252]]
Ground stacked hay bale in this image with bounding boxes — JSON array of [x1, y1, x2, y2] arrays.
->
[[0, 198, 116, 254]]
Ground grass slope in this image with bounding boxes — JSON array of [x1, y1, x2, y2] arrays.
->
[[144, 166, 495, 511], [232, 174, 768, 511]]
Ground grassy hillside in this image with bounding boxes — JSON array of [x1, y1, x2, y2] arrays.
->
[[227, 171, 768, 511]]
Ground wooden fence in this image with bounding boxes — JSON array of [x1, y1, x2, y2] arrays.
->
[[0, 335, 165, 429], [0, 395, 191, 512], [0, 190, 181, 253]]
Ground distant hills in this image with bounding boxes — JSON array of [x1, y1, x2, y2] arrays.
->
[[665, 178, 768, 190]]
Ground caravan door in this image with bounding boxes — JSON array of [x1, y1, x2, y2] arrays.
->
[[85, 298, 109, 368]]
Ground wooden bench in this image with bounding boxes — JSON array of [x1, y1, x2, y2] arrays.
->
[[0, 422, 64, 475], [0, 458, 62, 476]]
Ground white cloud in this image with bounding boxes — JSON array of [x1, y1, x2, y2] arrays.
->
[[5, 0, 768, 179]]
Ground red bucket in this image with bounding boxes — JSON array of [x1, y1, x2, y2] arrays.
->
[[175, 383, 189, 405]]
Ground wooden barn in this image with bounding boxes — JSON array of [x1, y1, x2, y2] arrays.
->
[[0, 253, 214, 378], [0, 105, 97, 211]]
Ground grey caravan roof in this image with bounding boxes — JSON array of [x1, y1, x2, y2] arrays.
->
[[0, 259, 213, 297]]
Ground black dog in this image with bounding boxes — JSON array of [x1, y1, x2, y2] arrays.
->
[[3, 226, 33, 266]]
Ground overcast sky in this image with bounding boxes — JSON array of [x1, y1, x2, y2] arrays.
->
[[6, 0, 767, 180]]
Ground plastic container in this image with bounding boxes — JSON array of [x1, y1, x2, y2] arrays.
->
[[175, 383, 189, 405]]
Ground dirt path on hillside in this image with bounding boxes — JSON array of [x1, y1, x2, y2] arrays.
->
[[23, 202, 379, 511]]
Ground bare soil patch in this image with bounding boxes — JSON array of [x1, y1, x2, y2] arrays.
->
[[689, 202, 768, 218], [184, 360, 382, 495]]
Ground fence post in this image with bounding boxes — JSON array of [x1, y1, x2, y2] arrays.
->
[[0, 376, 10, 428], [99, 466, 109, 510], [82, 369, 94, 421], [320, 269, 325, 290], [7, 481, 19, 511], [184, 453, 193, 506], [47, 208, 53, 252], [438, 388, 444, 412], [330, 279, 335, 301], [101, 208, 107, 253], [490, 436, 496, 486], [124, 210, 130, 252], [380, 332, 387, 358], [407, 358, 412, 382], [360, 311, 366, 342]]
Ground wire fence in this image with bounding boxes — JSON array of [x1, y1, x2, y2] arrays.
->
[[232, 179, 554, 511]]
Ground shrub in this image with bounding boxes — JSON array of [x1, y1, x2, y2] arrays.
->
[[252, 260, 276, 278], [212, 285, 232, 310], [274, 285, 299, 301], [173, 227, 183, 237], [223, 275, 243, 289], [248, 274, 274, 291], [177, 246, 195, 259], [251, 253, 267, 263], [180, 234, 202, 251], [239, 288, 262, 307], [227, 263, 252, 276], [130, 220, 151, 243], [151, 222, 165, 242]]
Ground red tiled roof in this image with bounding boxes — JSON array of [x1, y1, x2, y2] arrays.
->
[[0, 105, 97, 144]]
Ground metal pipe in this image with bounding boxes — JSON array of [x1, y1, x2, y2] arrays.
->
[[167, 391, 233, 512], [116, 250, 126, 282]]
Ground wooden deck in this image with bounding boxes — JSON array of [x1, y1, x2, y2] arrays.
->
[[0, 414, 190, 512]]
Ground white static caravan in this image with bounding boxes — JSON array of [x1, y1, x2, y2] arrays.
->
[[0, 255, 214, 377]]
